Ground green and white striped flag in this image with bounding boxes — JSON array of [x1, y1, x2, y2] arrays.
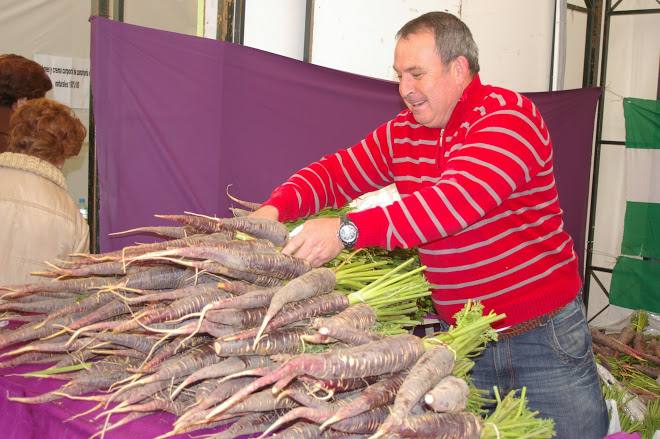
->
[[610, 98, 660, 312]]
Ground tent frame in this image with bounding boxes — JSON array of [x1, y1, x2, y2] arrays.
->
[[583, 0, 660, 321]]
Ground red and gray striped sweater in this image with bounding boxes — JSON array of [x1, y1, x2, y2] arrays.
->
[[264, 75, 581, 328]]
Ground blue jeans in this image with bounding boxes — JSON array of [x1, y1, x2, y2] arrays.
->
[[470, 295, 609, 439]]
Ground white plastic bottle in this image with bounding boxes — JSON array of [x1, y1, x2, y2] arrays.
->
[[78, 197, 88, 220]]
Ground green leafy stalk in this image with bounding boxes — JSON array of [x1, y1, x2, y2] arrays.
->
[[423, 300, 504, 360], [16, 362, 92, 377], [633, 310, 649, 333], [480, 387, 555, 439]]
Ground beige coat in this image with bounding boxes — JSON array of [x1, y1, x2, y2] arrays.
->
[[0, 152, 89, 286]]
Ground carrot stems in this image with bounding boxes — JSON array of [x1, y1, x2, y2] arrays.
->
[[423, 301, 504, 368], [480, 387, 555, 439]]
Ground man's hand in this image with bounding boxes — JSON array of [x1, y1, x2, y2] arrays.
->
[[248, 205, 279, 221], [282, 217, 343, 267]]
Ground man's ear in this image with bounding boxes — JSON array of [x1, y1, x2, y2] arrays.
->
[[452, 56, 471, 82]]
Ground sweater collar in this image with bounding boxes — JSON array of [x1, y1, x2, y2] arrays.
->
[[0, 152, 68, 190], [445, 73, 483, 130]]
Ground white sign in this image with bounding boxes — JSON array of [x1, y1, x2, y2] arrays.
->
[[33, 54, 90, 110]]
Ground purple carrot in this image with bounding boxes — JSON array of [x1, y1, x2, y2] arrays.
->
[[8, 357, 137, 404], [224, 293, 350, 342], [113, 344, 218, 399], [311, 303, 378, 345], [216, 277, 262, 294], [156, 214, 288, 246], [224, 388, 299, 415], [38, 291, 116, 328], [226, 188, 262, 211], [0, 352, 71, 369], [132, 335, 212, 373], [0, 312, 86, 350], [172, 355, 273, 398], [297, 375, 378, 397], [89, 332, 161, 354], [66, 299, 135, 331], [229, 206, 252, 217], [254, 267, 336, 346], [269, 421, 321, 439], [0, 296, 76, 313], [424, 376, 469, 413], [376, 344, 454, 435], [321, 372, 406, 429], [207, 334, 425, 419], [1, 276, 121, 299], [186, 287, 278, 340], [65, 231, 232, 266], [36, 260, 146, 278], [381, 412, 481, 439], [125, 282, 220, 305], [205, 411, 281, 439], [139, 258, 284, 288], [112, 288, 228, 333], [214, 327, 308, 356], [261, 404, 389, 437], [174, 376, 256, 429], [206, 306, 268, 328], [109, 225, 200, 240]]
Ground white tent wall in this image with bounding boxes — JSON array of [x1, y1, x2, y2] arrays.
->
[[123, 0, 197, 35], [564, 6, 588, 90], [243, 0, 307, 60], [310, 0, 461, 82], [310, 0, 555, 91], [0, 0, 91, 209]]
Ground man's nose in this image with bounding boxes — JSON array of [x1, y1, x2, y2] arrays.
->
[[399, 77, 413, 98]]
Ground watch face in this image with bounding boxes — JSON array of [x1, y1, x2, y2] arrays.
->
[[339, 223, 358, 244]]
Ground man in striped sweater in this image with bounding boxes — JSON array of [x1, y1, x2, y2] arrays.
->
[[251, 11, 607, 438]]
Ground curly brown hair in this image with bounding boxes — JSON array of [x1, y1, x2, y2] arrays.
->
[[8, 98, 86, 164], [0, 54, 53, 106]]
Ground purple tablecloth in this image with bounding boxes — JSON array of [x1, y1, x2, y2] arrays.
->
[[0, 362, 227, 439]]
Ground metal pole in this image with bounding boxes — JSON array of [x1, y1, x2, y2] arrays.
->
[[114, 0, 124, 22], [233, 0, 245, 44], [583, 0, 611, 309], [303, 0, 314, 63], [549, 0, 557, 91], [582, 0, 594, 86]]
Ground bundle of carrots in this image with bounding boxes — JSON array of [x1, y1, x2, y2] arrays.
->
[[0, 202, 554, 438], [590, 311, 660, 437]]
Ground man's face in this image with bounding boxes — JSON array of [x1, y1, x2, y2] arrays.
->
[[394, 31, 463, 129]]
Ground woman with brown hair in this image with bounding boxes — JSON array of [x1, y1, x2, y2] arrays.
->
[[0, 98, 89, 285], [0, 54, 53, 152]]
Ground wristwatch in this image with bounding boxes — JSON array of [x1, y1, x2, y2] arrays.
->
[[337, 215, 359, 249]]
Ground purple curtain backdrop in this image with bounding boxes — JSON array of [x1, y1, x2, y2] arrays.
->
[[91, 17, 599, 271]]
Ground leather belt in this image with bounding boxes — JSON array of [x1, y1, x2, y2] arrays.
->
[[497, 307, 563, 340]]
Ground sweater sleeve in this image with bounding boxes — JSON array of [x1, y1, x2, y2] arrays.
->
[[349, 96, 553, 250], [263, 120, 395, 221]]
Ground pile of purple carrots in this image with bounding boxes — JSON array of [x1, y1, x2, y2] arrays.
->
[[0, 207, 555, 438]]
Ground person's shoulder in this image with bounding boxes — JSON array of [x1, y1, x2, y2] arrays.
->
[[473, 84, 545, 128], [478, 84, 530, 110]]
